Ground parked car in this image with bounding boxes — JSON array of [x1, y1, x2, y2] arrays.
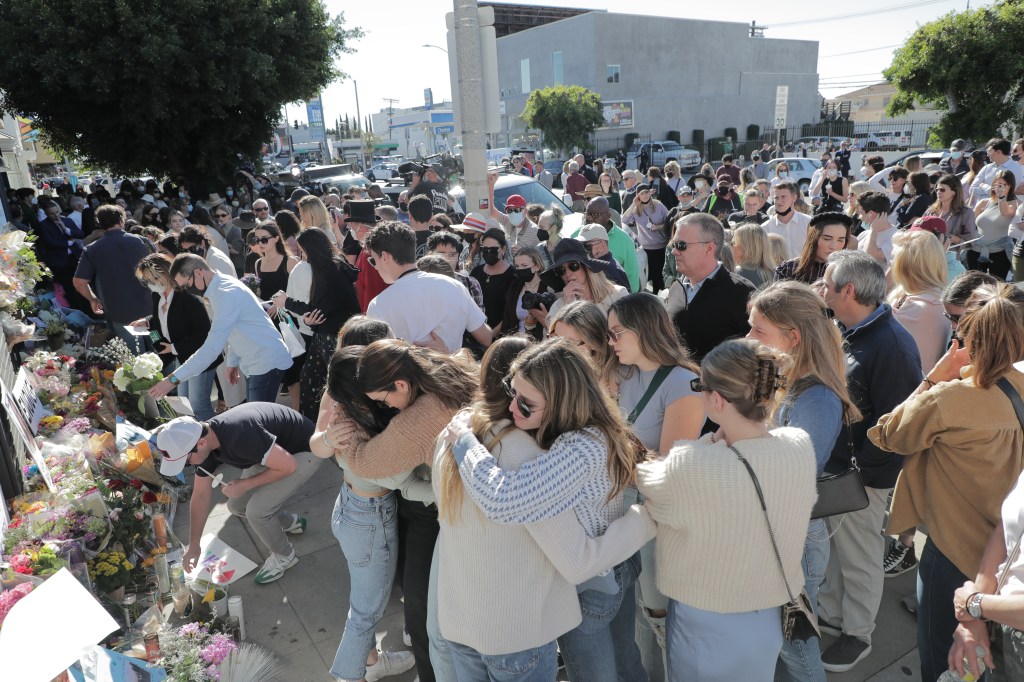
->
[[882, 149, 948, 170], [785, 136, 850, 153], [766, 158, 822, 194], [365, 162, 399, 182], [626, 141, 701, 171]]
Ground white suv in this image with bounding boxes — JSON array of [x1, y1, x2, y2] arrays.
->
[[627, 141, 701, 171]]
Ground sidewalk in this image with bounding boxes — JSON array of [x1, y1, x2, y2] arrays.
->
[[174, 462, 923, 682]]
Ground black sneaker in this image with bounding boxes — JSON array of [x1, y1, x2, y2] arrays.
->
[[822, 634, 872, 673], [818, 616, 842, 638], [883, 539, 918, 577]]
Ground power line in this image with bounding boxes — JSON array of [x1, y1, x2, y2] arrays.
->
[[818, 72, 885, 80], [820, 44, 901, 58], [767, 0, 952, 28]]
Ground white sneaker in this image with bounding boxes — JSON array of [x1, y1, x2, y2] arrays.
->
[[284, 513, 307, 534], [364, 650, 415, 681], [254, 550, 298, 584], [403, 626, 412, 647]]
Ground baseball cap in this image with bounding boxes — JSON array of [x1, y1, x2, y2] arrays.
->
[[577, 223, 609, 242], [458, 212, 491, 234], [155, 417, 203, 476], [635, 183, 651, 193], [505, 194, 526, 210], [909, 216, 948, 238], [678, 185, 694, 196], [949, 139, 968, 152]]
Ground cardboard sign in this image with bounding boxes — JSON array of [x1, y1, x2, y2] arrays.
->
[[186, 533, 258, 586]]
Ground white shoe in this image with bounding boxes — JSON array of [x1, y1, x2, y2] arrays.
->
[[403, 626, 412, 647], [254, 550, 298, 584], [365, 650, 415, 681]]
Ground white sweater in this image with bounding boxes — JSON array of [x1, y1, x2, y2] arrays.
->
[[434, 423, 655, 654], [636, 427, 817, 613]]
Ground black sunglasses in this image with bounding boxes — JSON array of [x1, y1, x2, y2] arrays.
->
[[504, 382, 538, 419], [254, 206, 270, 212], [671, 240, 712, 252], [249, 236, 272, 245], [690, 378, 707, 392], [480, 247, 502, 255], [506, 208, 524, 214], [367, 256, 378, 268], [943, 311, 961, 324], [428, 223, 444, 230], [215, 212, 230, 219], [554, 261, 583, 277]]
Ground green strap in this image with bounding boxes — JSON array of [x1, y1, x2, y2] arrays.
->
[[626, 366, 673, 425]]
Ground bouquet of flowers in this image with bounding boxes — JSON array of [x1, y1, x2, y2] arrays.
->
[[0, 582, 33, 628], [158, 622, 239, 681], [8, 545, 63, 578], [113, 353, 164, 394], [239, 273, 261, 298], [87, 549, 133, 593]]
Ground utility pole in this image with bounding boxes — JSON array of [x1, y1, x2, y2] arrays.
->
[[383, 98, 399, 140], [454, 0, 487, 213], [354, 80, 366, 172]]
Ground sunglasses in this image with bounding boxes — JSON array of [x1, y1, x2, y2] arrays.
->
[[943, 311, 961, 324], [215, 213, 229, 219], [254, 206, 270, 213], [671, 240, 712, 252], [690, 378, 708, 392], [428, 223, 444, 230], [606, 328, 628, 343], [506, 208, 524, 214], [504, 382, 539, 419], [480, 247, 502, 256], [367, 255, 378, 268], [250, 236, 272, 245], [554, 261, 583, 277]]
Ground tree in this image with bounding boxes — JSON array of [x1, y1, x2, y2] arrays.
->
[[884, 0, 1024, 146], [521, 85, 604, 154], [0, 0, 361, 184]]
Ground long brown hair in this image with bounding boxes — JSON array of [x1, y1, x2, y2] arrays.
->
[[929, 174, 965, 215], [439, 336, 534, 523], [795, 213, 854, 281], [606, 293, 698, 381], [355, 339, 477, 410], [959, 284, 1024, 389]]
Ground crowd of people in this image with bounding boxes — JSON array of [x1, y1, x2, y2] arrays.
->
[[9, 135, 1024, 682]]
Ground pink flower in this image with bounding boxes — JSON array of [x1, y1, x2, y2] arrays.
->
[[0, 583, 33, 626]]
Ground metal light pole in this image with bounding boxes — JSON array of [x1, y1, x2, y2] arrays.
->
[[454, 0, 486, 213], [354, 80, 366, 172]]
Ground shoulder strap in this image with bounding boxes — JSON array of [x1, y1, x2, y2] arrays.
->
[[626, 366, 673, 425], [996, 377, 1024, 430], [727, 444, 796, 603]]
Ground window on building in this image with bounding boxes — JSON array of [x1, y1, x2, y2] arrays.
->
[[520, 59, 530, 93], [607, 65, 620, 84], [552, 51, 564, 86]]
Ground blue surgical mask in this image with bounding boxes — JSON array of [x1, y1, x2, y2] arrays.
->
[[950, 151, 963, 160], [226, 189, 234, 198], [178, 190, 186, 199]]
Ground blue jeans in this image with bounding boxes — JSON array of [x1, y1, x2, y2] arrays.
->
[[245, 367, 285, 404], [917, 538, 968, 682], [559, 552, 647, 682], [329, 485, 399, 681], [177, 367, 216, 421], [427, 542, 457, 682], [448, 639, 557, 682], [668, 599, 782, 682], [776, 519, 829, 682]]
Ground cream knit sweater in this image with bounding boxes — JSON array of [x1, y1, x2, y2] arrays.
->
[[433, 422, 655, 655], [636, 427, 817, 613]]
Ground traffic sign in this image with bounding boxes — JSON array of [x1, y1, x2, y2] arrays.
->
[[774, 85, 789, 129]]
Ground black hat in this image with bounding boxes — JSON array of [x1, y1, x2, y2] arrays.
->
[[345, 200, 380, 225], [545, 238, 608, 274]]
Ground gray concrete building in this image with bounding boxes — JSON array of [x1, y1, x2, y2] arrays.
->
[[493, 8, 820, 149]]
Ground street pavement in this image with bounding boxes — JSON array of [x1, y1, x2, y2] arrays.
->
[[173, 460, 926, 682]]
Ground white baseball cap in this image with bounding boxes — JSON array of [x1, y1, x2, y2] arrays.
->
[[156, 417, 203, 476], [577, 223, 609, 242]]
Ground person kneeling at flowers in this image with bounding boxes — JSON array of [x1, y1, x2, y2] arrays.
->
[[156, 403, 323, 584]]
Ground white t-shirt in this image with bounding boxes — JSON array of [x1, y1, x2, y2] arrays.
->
[[998, 470, 1024, 595], [366, 271, 487, 353], [761, 211, 812, 260], [857, 226, 895, 264]]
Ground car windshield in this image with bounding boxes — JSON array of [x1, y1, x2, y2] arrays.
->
[[456, 177, 574, 214]]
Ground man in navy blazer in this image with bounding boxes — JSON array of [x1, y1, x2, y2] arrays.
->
[[36, 201, 85, 306]]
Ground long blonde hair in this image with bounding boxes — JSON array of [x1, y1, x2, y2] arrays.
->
[[748, 282, 861, 424], [583, 267, 618, 304], [732, 224, 776, 283], [297, 195, 330, 231], [888, 230, 947, 303]]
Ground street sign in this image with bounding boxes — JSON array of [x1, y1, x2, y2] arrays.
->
[[774, 85, 789, 129]]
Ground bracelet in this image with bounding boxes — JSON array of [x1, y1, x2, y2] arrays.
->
[[922, 378, 936, 387], [321, 431, 335, 449]]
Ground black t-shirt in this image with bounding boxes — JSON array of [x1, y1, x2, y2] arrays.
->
[[470, 265, 517, 328], [409, 180, 449, 214], [198, 402, 315, 477], [414, 229, 430, 258]]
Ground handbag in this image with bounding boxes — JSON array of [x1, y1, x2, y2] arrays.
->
[[811, 421, 869, 520], [625, 366, 673, 462], [278, 312, 306, 358], [728, 444, 821, 642]]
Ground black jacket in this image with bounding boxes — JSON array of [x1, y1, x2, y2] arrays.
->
[[286, 258, 360, 338], [501, 279, 557, 341], [150, 290, 221, 373], [664, 265, 755, 361], [825, 304, 922, 488]]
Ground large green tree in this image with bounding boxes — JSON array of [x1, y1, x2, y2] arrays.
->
[[0, 0, 361, 182], [521, 85, 604, 154], [884, 0, 1024, 145]]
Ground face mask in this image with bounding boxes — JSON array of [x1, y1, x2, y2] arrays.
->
[[398, 202, 408, 212], [694, 179, 707, 190], [178, 191, 186, 199], [827, 170, 838, 180], [861, 220, 872, 232], [666, 171, 674, 178], [226, 190, 234, 198], [679, 199, 694, 209], [231, 200, 239, 207], [30, 197, 38, 205], [776, 206, 793, 217], [464, 234, 477, 244], [514, 266, 534, 282], [147, 283, 164, 294], [1014, 154, 1022, 162], [780, 173, 789, 179], [717, 186, 730, 195], [951, 151, 963, 160], [860, 166, 870, 176], [508, 211, 525, 226], [482, 252, 501, 266]]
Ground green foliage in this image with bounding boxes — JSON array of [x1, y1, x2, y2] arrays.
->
[[521, 86, 604, 154], [0, 0, 361, 183], [884, 1, 1024, 145]]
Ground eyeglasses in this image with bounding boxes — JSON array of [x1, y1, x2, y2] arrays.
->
[[670, 240, 713, 252], [690, 378, 708, 392], [367, 255, 378, 268], [943, 311, 961, 324], [480, 247, 501, 256], [506, 208, 523, 214], [606, 328, 629, 343], [250, 236, 272, 245], [215, 213, 229, 219], [373, 391, 390, 409], [428, 223, 444, 230], [504, 382, 540, 419], [254, 206, 270, 213], [553, 261, 583, 277]]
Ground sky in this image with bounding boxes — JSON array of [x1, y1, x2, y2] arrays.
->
[[312, 0, 987, 130]]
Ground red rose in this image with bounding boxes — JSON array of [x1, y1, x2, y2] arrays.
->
[[129, 479, 143, 490], [142, 491, 158, 504], [108, 479, 124, 491]]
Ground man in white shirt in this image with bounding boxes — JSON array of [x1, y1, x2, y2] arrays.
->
[[969, 137, 1024, 205], [364, 222, 491, 353], [68, 196, 85, 231], [854, 191, 897, 265], [149, 254, 293, 403], [761, 181, 811, 259]]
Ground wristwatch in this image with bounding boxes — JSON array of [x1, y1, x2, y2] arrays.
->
[[967, 592, 985, 620], [168, 375, 180, 387]]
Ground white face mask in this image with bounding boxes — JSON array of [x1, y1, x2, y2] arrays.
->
[[508, 210, 525, 226], [694, 179, 707, 190], [147, 283, 164, 294], [827, 170, 838, 180], [860, 166, 870, 176]]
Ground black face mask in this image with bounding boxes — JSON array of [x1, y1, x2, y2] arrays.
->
[[775, 206, 793, 217], [482, 252, 501, 266], [514, 266, 535, 282], [1014, 154, 1022, 163], [398, 202, 408, 212]]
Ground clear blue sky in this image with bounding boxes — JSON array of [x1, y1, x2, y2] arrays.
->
[[311, 0, 986, 130]]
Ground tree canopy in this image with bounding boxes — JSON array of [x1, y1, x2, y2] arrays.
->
[[884, 0, 1024, 145], [521, 85, 604, 154], [0, 0, 361, 183]]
